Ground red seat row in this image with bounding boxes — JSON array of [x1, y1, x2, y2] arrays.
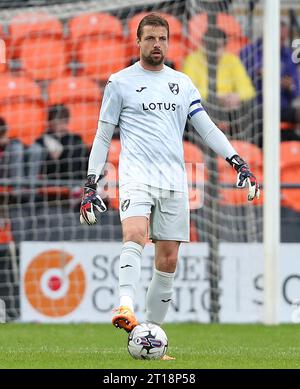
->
[[0, 11, 248, 80], [0, 74, 101, 146]]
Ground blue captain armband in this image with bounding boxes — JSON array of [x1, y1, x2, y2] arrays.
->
[[187, 99, 204, 120]]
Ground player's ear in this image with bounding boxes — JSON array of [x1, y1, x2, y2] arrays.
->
[[136, 38, 141, 48]]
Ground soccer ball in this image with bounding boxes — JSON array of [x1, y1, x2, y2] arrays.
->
[[127, 322, 168, 360]]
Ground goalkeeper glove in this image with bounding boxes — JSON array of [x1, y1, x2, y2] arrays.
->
[[226, 155, 260, 201], [80, 174, 107, 225]]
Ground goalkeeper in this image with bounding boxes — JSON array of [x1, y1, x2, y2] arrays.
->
[[80, 13, 259, 355]]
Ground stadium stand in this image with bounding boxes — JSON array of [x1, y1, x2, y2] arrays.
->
[[102, 139, 121, 210], [280, 141, 300, 212], [188, 12, 249, 54], [183, 141, 206, 210], [69, 12, 126, 82], [9, 12, 68, 80], [47, 76, 102, 146], [0, 74, 46, 145]]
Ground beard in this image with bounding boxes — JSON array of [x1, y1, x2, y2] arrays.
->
[[141, 51, 164, 67]]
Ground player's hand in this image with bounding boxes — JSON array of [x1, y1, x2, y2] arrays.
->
[[226, 155, 260, 201], [80, 174, 107, 225]]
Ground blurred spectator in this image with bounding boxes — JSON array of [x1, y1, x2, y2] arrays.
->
[[0, 117, 25, 182], [240, 20, 300, 136], [28, 105, 88, 180], [183, 28, 256, 110]]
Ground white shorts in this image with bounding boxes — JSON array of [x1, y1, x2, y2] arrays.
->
[[119, 183, 190, 242]]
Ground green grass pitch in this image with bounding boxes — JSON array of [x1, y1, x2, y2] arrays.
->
[[0, 323, 299, 369]]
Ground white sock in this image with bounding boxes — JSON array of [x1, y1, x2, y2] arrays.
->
[[146, 268, 175, 325], [120, 293, 134, 311], [119, 241, 143, 312]]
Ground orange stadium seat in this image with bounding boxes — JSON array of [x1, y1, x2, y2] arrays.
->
[[103, 185, 119, 210], [183, 141, 207, 210], [105, 138, 121, 171], [0, 62, 6, 74], [102, 172, 119, 210], [0, 74, 46, 145], [69, 13, 126, 82], [217, 140, 263, 205], [188, 12, 248, 54], [9, 12, 68, 80], [127, 12, 187, 70], [0, 65, 6, 75], [101, 139, 121, 210], [280, 141, 300, 212], [190, 220, 200, 242], [0, 219, 13, 245], [183, 141, 207, 182], [280, 121, 297, 131], [48, 76, 102, 146], [107, 139, 121, 166]]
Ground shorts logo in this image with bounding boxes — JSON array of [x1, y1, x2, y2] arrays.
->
[[121, 199, 130, 212], [168, 83, 179, 95]]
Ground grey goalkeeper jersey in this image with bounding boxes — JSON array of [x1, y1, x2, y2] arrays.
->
[[99, 62, 203, 193]]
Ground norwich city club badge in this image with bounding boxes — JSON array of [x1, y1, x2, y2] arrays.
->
[[168, 83, 179, 95]]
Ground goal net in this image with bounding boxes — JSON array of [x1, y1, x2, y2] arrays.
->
[[0, 0, 298, 323]]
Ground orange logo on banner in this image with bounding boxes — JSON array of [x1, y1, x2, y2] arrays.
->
[[24, 250, 86, 317]]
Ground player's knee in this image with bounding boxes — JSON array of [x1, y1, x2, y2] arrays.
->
[[123, 229, 147, 247], [157, 253, 178, 273]]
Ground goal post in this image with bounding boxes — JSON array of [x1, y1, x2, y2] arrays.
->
[[263, 0, 280, 325]]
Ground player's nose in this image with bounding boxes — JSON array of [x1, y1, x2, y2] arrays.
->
[[153, 38, 161, 47]]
